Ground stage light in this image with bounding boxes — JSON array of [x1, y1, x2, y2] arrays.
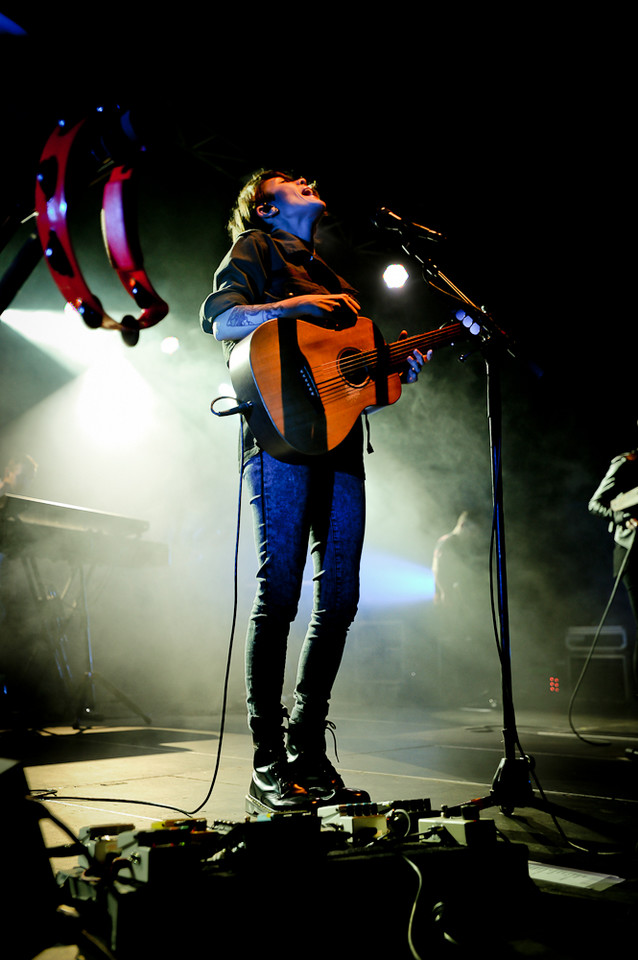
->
[[3, 310, 155, 448], [3, 307, 121, 372], [383, 264, 409, 289], [160, 336, 180, 355], [0, 14, 27, 33]]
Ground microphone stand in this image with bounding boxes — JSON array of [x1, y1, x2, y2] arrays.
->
[[73, 563, 152, 731], [481, 337, 538, 815], [395, 230, 623, 837], [423, 253, 536, 815]]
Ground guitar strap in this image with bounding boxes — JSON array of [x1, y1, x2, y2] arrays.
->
[[371, 322, 391, 407], [277, 320, 329, 454]]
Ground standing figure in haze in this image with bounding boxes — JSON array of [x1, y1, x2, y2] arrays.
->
[[1, 454, 38, 692], [432, 510, 494, 705], [589, 439, 638, 691], [200, 170, 426, 813], [0, 451, 38, 593], [0, 454, 37, 497]]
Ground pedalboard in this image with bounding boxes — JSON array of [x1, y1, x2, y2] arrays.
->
[[68, 796, 497, 889], [55, 800, 526, 960]]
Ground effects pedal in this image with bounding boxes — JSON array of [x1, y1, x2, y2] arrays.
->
[[418, 812, 497, 847]]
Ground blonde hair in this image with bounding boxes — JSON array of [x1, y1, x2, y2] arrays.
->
[[226, 169, 291, 241]]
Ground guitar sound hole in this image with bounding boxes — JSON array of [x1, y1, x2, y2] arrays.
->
[[338, 348, 369, 387]]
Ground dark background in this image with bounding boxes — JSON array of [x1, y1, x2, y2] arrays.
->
[[1, 11, 635, 719]]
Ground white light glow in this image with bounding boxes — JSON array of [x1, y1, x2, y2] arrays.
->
[[383, 264, 409, 289], [74, 361, 155, 450], [3, 307, 123, 373], [2, 310, 160, 452], [160, 336, 180, 355]]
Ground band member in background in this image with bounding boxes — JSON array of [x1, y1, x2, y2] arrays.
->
[[200, 170, 426, 813], [433, 510, 477, 609], [1, 454, 38, 716], [589, 438, 638, 691], [432, 509, 495, 706], [0, 453, 37, 496], [0, 453, 37, 581]]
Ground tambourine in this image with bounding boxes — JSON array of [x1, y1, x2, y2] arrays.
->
[[34, 114, 168, 346]]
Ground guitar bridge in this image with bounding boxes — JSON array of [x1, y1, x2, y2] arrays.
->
[[299, 363, 323, 413]]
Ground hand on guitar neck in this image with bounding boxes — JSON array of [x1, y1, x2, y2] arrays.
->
[[398, 329, 429, 385], [363, 329, 428, 417]]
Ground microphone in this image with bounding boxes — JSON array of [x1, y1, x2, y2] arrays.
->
[[373, 207, 446, 243]]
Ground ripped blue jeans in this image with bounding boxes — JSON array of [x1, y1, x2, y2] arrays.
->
[[243, 450, 365, 737]]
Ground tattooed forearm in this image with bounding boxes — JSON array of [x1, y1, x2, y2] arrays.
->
[[226, 306, 270, 327], [213, 305, 273, 341]]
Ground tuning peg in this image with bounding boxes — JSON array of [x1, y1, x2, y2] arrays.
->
[[455, 309, 482, 337]]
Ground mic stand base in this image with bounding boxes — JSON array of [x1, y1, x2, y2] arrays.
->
[[489, 756, 537, 815], [444, 758, 626, 847], [72, 563, 152, 730]]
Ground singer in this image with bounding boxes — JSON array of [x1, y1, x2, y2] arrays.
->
[[200, 170, 426, 814]]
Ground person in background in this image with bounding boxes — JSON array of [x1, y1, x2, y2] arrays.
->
[[432, 509, 495, 707], [0, 454, 37, 496], [589, 437, 638, 692]]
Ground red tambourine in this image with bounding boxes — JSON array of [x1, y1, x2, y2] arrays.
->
[[34, 116, 168, 346], [101, 163, 169, 343]]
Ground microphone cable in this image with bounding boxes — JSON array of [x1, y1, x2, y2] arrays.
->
[[186, 423, 246, 815], [33, 424, 247, 822], [567, 538, 634, 745]]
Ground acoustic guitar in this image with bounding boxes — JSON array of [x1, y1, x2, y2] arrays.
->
[[229, 314, 480, 462]]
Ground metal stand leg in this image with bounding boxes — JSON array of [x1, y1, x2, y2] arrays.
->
[[73, 564, 151, 730]]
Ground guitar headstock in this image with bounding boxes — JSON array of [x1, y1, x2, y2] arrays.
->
[[453, 307, 541, 378], [455, 308, 487, 338]]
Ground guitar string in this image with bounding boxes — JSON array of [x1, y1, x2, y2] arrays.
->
[[309, 323, 466, 402], [311, 325, 464, 383], [313, 326, 464, 401]]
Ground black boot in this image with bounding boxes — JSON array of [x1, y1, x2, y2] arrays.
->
[[246, 719, 313, 815], [286, 720, 371, 805]]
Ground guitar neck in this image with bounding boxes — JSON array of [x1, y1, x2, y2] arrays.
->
[[387, 321, 465, 369]]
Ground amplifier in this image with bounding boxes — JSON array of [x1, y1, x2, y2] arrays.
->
[[565, 626, 632, 701], [565, 626, 627, 650]]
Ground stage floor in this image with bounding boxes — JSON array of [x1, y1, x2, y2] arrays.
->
[[3, 697, 638, 958]]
